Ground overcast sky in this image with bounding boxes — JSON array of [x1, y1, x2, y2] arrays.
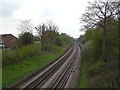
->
[[0, 0, 95, 38]]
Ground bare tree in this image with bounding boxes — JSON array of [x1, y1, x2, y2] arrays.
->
[[35, 23, 46, 47], [35, 21, 59, 50], [18, 20, 33, 34], [81, 0, 119, 62], [46, 21, 58, 44]]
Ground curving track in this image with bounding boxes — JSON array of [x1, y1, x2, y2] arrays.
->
[[20, 41, 81, 89]]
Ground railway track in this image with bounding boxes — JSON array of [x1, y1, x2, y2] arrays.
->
[[21, 41, 81, 89]]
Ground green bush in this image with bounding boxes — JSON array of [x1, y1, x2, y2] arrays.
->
[[84, 28, 95, 42], [86, 71, 117, 88], [91, 30, 103, 61], [18, 32, 34, 46], [105, 29, 117, 61], [2, 45, 40, 67], [17, 45, 39, 59], [55, 36, 63, 47], [42, 44, 61, 52], [87, 60, 105, 77]]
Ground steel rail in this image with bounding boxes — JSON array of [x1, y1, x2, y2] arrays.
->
[[23, 42, 76, 89], [48, 42, 79, 89]]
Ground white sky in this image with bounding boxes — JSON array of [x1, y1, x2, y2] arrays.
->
[[0, 0, 91, 38]]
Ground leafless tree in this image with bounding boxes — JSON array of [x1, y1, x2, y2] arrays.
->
[[81, 0, 120, 62], [35, 21, 59, 50], [35, 23, 46, 47], [46, 21, 58, 44], [18, 20, 33, 34]]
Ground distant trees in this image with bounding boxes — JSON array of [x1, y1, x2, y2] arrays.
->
[[34, 35, 40, 41], [55, 33, 72, 47], [17, 20, 72, 51], [60, 33, 72, 45], [81, 0, 119, 62], [35, 21, 58, 51], [55, 33, 63, 46], [35, 21, 72, 51], [83, 28, 95, 42]]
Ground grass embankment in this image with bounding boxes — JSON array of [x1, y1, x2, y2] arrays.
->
[[78, 41, 118, 88], [2, 43, 66, 88], [78, 29, 118, 88], [78, 41, 92, 88]]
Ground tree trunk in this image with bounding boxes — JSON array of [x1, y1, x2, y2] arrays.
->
[[103, 29, 106, 62], [102, 15, 107, 62], [118, 19, 120, 68]]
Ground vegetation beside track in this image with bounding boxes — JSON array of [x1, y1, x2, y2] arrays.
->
[[2, 20, 73, 88], [78, 1, 119, 88], [2, 44, 66, 88], [78, 28, 118, 88]]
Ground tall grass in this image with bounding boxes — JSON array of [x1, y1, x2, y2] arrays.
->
[[2, 45, 40, 67], [78, 41, 93, 88]]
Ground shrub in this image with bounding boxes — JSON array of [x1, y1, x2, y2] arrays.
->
[[91, 30, 103, 61], [55, 36, 63, 47], [87, 60, 105, 77], [2, 45, 40, 67], [42, 44, 61, 52], [17, 45, 39, 59], [18, 32, 34, 46], [79, 27, 118, 88]]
